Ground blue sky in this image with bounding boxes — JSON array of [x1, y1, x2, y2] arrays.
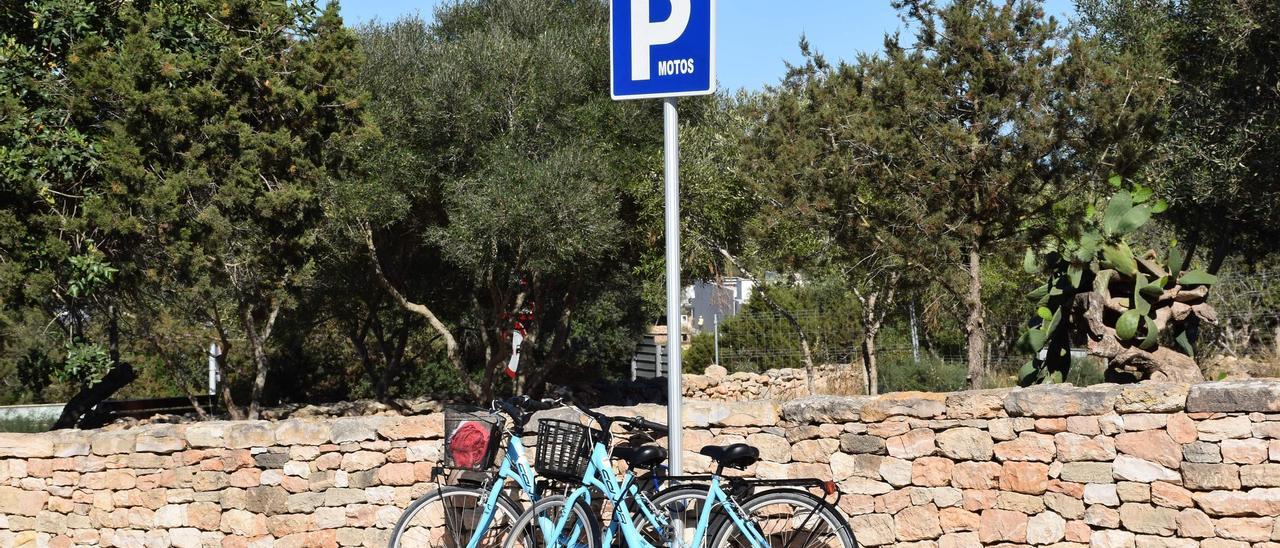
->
[[338, 1, 1079, 92]]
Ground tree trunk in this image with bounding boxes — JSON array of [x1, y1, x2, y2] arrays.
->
[[712, 245, 815, 394], [862, 326, 879, 396], [1273, 322, 1280, 361], [242, 302, 279, 420], [51, 307, 137, 429], [965, 246, 987, 388], [365, 226, 481, 399], [210, 308, 245, 420]]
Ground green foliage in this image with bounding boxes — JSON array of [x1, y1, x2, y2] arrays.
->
[[1081, 0, 1280, 268], [878, 354, 969, 394], [1018, 179, 1217, 385]]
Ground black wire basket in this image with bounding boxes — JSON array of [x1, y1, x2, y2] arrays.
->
[[443, 407, 506, 471], [534, 418, 602, 482]]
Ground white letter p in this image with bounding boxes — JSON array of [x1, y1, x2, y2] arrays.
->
[[631, 0, 690, 81]]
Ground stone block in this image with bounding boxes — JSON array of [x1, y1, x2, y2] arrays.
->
[[978, 508, 1028, 543], [1181, 463, 1240, 490], [849, 513, 895, 546], [886, 428, 936, 459], [1116, 382, 1189, 414], [1027, 511, 1067, 544], [780, 396, 871, 424], [1187, 380, 1280, 413], [1055, 432, 1116, 462], [224, 422, 275, 449], [1000, 461, 1049, 494], [839, 433, 886, 455], [1060, 461, 1114, 484], [1192, 488, 1280, 516], [1114, 430, 1181, 468], [1111, 455, 1179, 483], [861, 392, 946, 422], [935, 427, 994, 461], [1004, 384, 1119, 417]]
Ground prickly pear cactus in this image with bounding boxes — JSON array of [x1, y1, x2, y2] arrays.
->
[[1017, 177, 1218, 386]]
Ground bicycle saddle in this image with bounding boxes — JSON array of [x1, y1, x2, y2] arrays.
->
[[698, 443, 760, 470], [613, 444, 668, 469]]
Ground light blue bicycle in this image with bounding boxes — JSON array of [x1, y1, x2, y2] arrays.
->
[[387, 396, 553, 548], [503, 407, 857, 548]]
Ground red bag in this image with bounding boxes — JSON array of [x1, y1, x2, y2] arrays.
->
[[448, 420, 492, 469]]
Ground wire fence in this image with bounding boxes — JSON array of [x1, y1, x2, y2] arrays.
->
[[711, 269, 1280, 377]]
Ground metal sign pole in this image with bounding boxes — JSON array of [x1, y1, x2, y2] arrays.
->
[[663, 97, 683, 489]]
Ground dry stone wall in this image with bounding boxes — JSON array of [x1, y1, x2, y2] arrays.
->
[[681, 364, 867, 401], [3, 380, 1280, 547]]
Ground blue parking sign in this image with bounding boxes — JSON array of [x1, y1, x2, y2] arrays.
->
[[611, 0, 716, 100]]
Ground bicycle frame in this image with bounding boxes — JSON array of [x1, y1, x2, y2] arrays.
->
[[462, 431, 539, 548], [540, 442, 770, 548]]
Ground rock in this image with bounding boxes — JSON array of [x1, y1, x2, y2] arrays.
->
[[1000, 462, 1049, 494], [1084, 483, 1120, 506], [1004, 384, 1119, 417], [273, 420, 329, 446], [224, 422, 275, 449], [1027, 511, 1067, 544], [1182, 441, 1222, 463], [1114, 430, 1181, 468], [1180, 463, 1240, 490], [936, 427, 994, 461], [1149, 481, 1193, 508], [745, 432, 790, 463], [1186, 380, 1280, 413], [1240, 464, 1280, 487], [996, 491, 1046, 513], [1117, 503, 1177, 535], [939, 507, 981, 532], [886, 428, 936, 459], [994, 432, 1056, 462], [704, 364, 728, 379], [1045, 491, 1086, 519], [912, 457, 955, 487], [90, 432, 136, 455], [1175, 508, 1214, 537], [1165, 413, 1197, 444], [1111, 455, 1179, 483], [1196, 416, 1253, 441], [895, 504, 943, 541], [944, 388, 1011, 419], [780, 396, 871, 424], [1213, 516, 1274, 542], [0, 433, 54, 458], [978, 508, 1028, 543], [849, 513, 895, 546], [861, 392, 947, 422], [791, 438, 839, 463], [1091, 529, 1136, 548], [1220, 438, 1268, 464], [1116, 382, 1189, 413], [879, 457, 913, 487], [329, 417, 379, 443], [1060, 462, 1114, 484], [1192, 488, 1280, 516], [951, 461, 1002, 489], [840, 434, 886, 454], [1055, 433, 1117, 462]]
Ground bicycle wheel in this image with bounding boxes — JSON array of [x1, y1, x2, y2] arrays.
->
[[388, 485, 523, 548], [503, 495, 602, 548], [708, 489, 857, 548], [628, 484, 715, 547]]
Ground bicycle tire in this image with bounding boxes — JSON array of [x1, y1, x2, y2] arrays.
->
[[387, 485, 523, 548], [708, 488, 857, 548], [503, 494, 603, 548], [627, 484, 716, 547]]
